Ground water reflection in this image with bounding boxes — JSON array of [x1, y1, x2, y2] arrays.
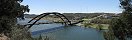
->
[[32, 26, 105, 40]]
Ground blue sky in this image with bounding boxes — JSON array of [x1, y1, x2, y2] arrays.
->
[[21, 0, 122, 14]]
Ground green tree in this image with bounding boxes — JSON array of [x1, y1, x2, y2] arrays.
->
[[119, 0, 132, 39], [120, 0, 132, 12], [110, 18, 125, 40], [104, 0, 132, 40], [0, 0, 30, 40]]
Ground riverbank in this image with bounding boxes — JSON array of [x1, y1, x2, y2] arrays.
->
[[80, 23, 109, 30]]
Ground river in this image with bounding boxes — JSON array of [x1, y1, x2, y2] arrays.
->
[[18, 18, 105, 40]]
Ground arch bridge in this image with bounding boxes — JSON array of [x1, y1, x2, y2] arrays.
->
[[26, 12, 84, 28]]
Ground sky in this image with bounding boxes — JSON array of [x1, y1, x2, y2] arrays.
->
[[21, 0, 122, 14]]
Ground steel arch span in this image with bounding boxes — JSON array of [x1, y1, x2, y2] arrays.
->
[[27, 12, 71, 28]]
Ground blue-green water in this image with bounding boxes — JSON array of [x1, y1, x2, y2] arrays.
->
[[32, 26, 105, 40], [18, 18, 105, 40]]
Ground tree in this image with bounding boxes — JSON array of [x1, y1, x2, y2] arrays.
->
[[110, 18, 126, 40], [119, 0, 132, 38], [119, 0, 132, 12], [0, 0, 30, 40], [104, 0, 132, 40]]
